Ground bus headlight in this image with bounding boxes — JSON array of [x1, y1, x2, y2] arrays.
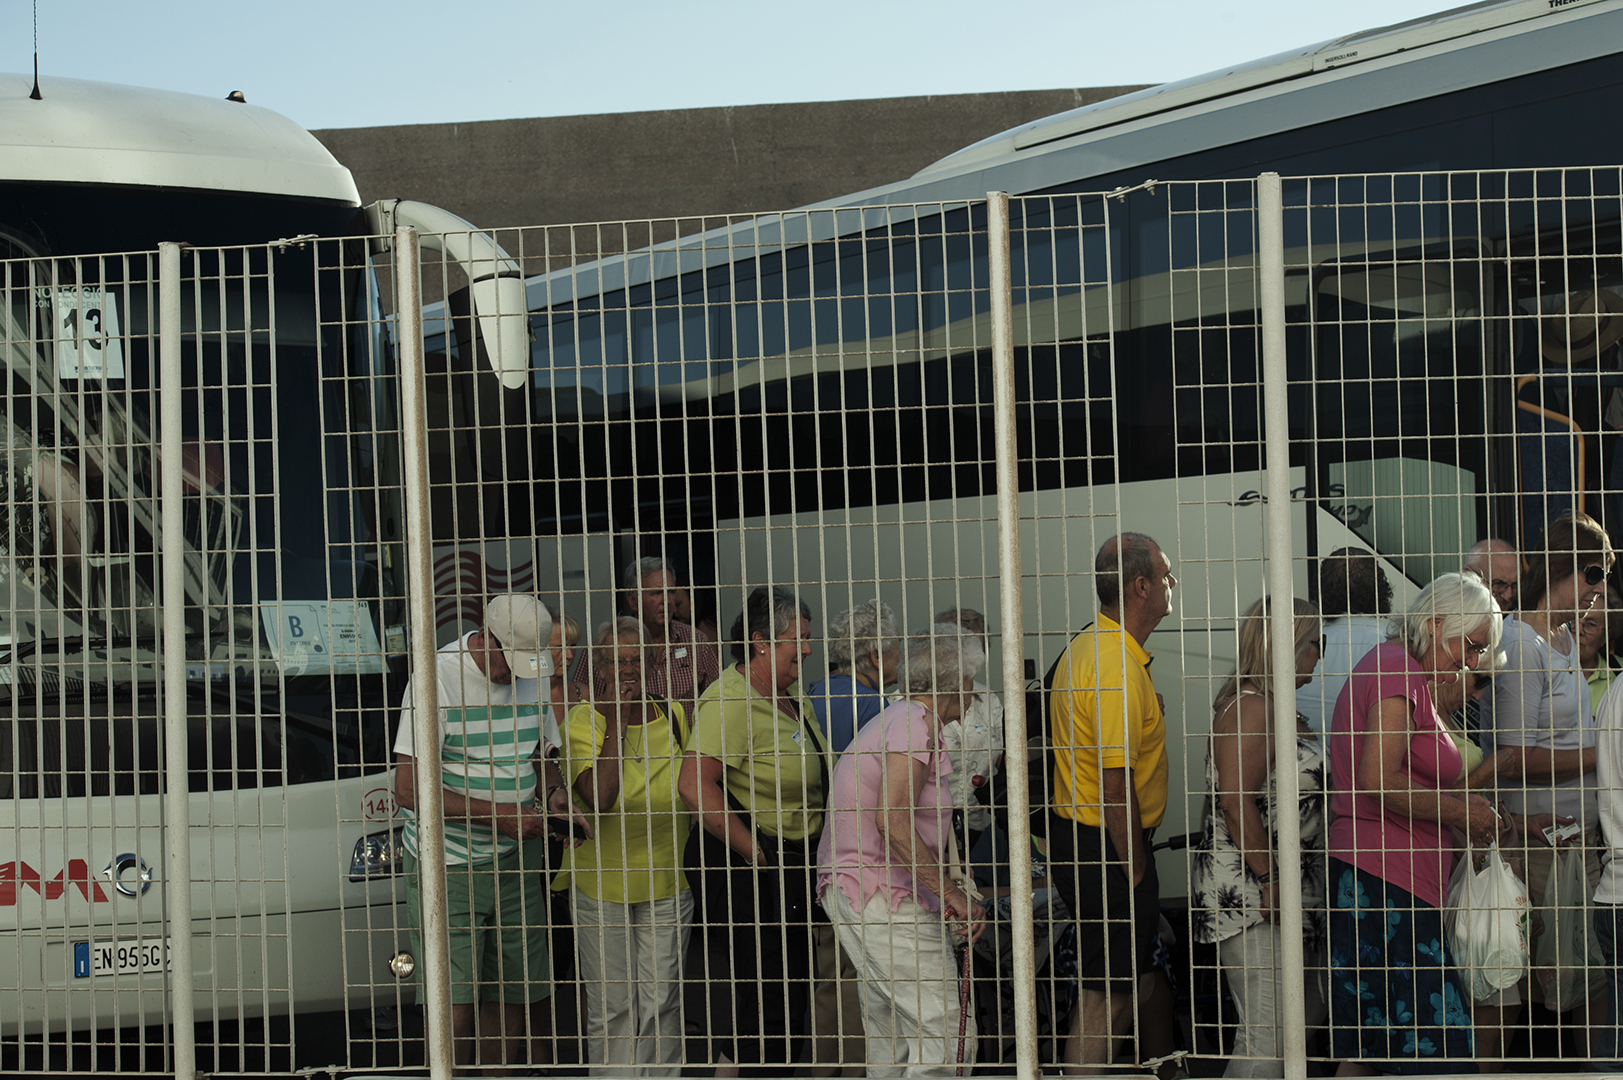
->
[[349, 826, 406, 881]]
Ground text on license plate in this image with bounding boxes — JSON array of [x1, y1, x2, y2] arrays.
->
[[73, 938, 171, 978]]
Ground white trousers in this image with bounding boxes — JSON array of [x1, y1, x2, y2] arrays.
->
[[1217, 924, 1326, 1078], [826, 885, 976, 1078], [570, 888, 694, 1077]]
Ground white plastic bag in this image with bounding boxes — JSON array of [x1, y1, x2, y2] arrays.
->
[[1445, 843, 1531, 1002], [1535, 846, 1596, 1013]]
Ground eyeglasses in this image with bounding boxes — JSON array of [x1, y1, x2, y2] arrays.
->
[[1461, 635, 1491, 660], [1584, 564, 1608, 587], [1315, 636, 1328, 655]]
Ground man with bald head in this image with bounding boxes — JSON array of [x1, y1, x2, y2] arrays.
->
[[1464, 537, 1520, 613], [1048, 532, 1174, 1068]]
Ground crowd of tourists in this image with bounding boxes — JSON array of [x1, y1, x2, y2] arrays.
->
[[1186, 515, 1623, 1077], [390, 514, 1623, 1077]]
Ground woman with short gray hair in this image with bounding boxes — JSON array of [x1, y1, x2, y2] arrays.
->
[[810, 599, 901, 752], [816, 624, 987, 1076], [678, 584, 825, 1072], [1325, 571, 1508, 1072]]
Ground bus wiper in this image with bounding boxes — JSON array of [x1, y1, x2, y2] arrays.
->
[[2, 635, 157, 665]]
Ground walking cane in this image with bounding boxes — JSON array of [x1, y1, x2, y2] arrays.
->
[[955, 940, 973, 1076]]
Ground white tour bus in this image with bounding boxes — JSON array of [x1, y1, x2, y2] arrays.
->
[[483, 0, 1623, 900], [0, 72, 530, 1069]]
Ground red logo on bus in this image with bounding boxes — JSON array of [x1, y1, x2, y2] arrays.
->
[[0, 860, 111, 905]]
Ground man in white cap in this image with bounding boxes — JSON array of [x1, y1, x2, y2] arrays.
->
[[393, 593, 591, 1070]]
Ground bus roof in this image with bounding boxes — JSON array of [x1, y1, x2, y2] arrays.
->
[[511, 0, 1622, 320], [0, 73, 360, 205], [825, 0, 1623, 205]]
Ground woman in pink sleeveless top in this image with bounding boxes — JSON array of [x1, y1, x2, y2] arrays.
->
[[1325, 572, 1508, 1075]]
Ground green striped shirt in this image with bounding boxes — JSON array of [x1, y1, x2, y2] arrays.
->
[[394, 633, 550, 865]]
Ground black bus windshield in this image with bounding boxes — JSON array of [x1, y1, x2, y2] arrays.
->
[[0, 238, 404, 686]]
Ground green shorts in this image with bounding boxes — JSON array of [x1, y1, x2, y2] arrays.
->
[[404, 837, 552, 1005]]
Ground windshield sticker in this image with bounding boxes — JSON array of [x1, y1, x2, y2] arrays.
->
[[259, 600, 385, 677], [51, 286, 127, 381]]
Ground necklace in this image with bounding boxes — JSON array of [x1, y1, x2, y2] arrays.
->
[[745, 660, 802, 721], [745, 660, 774, 697]]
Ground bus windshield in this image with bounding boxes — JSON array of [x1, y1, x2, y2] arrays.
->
[[0, 240, 404, 689]]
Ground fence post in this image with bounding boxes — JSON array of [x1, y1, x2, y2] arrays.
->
[[395, 225, 456, 1080], [1258, 172, 1308, 1080], [158, 240, 198, 1080], [987, 190, 1041, 1079]]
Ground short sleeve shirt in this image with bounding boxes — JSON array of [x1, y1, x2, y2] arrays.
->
[[556, 699, 691, 904], [648, 621, 721, 704], [1488, 617, 1597, 825], [393, 632, 551, 865], [686, 665, 829, 841], [1296, 615, 1389, 733], [1591, 658, 1621, 717], [1049, 613, 1167, 829], [1327, 643, 1462, 908], [817, 701, 954, 913], [1593, 678, 1623, 903], [941, 682, 1005, 833], [808, 672, 888, 753]]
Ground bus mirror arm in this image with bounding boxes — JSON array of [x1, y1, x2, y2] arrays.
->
[[362, 200, 531, 390]]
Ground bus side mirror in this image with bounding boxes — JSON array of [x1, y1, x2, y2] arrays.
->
[[362, 200, 531, 390]]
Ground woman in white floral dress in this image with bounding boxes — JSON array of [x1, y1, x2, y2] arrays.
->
[[1192, 596, 1328, 1077]]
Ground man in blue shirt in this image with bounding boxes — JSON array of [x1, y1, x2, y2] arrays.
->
[[1296, 547, 1394, 733], [808, 598, 900, 752]]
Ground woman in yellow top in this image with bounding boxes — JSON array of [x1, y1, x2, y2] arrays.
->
[[559, 616, 692, 1075]]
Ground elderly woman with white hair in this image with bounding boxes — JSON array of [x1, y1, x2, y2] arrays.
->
[[810, 598, 901, 752], [816, 624, 988, 1077], [1326, 572, 1509, 1075]]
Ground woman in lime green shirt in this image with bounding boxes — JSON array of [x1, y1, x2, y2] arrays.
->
[[678, 584, 827, 1074], [558, 616, 692, 1075], [1581, 593, 1623, 713]]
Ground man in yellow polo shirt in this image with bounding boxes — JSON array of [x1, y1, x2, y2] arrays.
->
[[1048, 532, 1174, 1069]]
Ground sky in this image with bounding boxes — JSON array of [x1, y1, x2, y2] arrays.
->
[[10, 0, 1469, 131]]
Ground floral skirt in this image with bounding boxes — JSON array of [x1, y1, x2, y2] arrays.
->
[[1327, 858, 1474, 1074]]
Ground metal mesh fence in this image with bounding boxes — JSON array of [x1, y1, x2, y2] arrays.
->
[[1, 166, 1621, 1077]]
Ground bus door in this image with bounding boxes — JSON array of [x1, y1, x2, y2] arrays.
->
[[1307, 238, 1507, 589], [1502, 212, 1623, 545], [1513, 371, 1623, 541]]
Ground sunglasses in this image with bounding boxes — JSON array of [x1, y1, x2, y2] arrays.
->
[[1584, 564, 1608, 587]]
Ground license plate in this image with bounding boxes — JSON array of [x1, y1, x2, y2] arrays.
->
[[72, 938, 171, 978]]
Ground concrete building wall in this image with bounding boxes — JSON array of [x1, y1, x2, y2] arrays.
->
[[311, 88, 1147, 231]]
